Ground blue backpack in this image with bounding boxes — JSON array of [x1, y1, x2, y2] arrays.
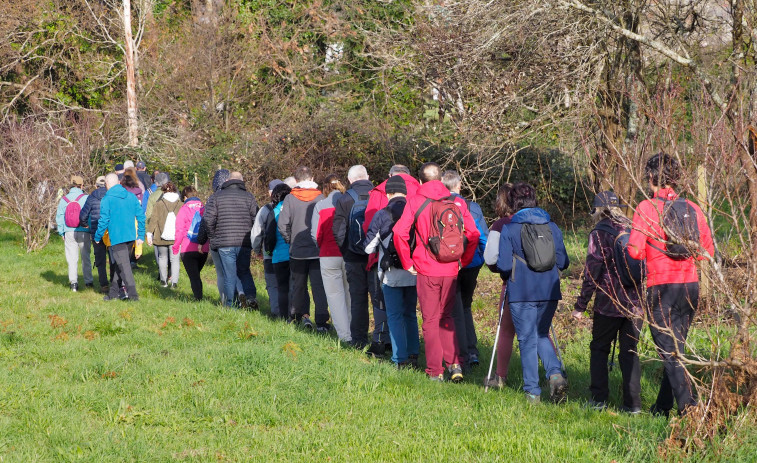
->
[[187, 209, 203, 243], [346, 189, 369, 255]]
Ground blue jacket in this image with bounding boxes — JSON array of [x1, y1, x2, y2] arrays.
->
[[271, 201, 290, 264], [496, 208, 569, 302], [79, 186, 107, 234], [142, 183, 158, 213], [94, 184, 146, 245], [451, 193, 488, 268], [55, 188, 89, 235]]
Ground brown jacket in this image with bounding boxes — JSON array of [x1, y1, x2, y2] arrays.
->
[[148, 193, 183, 246]]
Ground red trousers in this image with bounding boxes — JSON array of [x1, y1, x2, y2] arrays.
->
[[417, 274, 460, 376]]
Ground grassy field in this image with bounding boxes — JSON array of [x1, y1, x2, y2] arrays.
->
[[0, 221, 753, 462]]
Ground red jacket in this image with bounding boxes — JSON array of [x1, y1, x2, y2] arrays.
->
[[314, 195, 342, 257], [393, 180, 480, 277], [363, 173, 420, 269], [628, 188, 714, 287]]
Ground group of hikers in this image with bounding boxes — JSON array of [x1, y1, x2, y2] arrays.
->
[[55, 153, 713, 416]]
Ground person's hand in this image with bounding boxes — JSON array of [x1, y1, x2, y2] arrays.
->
[[407, 266, 417, 276], [146, 235, 153, 246], [136, 239, 144, 246], [571, 309, 584, 320]]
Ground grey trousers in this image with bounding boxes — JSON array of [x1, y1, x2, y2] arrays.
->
[[263, 258, 280, 316], [155, 245, 180, 284], [64, 231, 92, 285], [109, 242, 137, 299]]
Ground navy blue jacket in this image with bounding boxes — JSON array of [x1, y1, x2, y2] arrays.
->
[[496, 208, 569, 302], [79, 186, 107, 234]]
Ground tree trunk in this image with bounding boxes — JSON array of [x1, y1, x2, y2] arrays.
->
[[123, 0, 138, 147]]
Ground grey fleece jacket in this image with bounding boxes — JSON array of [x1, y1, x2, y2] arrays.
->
[[277, 180, 324, 259]]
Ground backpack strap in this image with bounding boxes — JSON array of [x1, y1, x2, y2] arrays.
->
[[593, 223, 619, 238], [63, 196, 71, 204], [346, 189, 358, 203], [75, 194, 85, 202]]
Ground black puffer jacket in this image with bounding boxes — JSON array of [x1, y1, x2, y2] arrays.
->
[[79, 186, 107, 233], [333, 179, 374, 262], [203, 179, 259, 250]]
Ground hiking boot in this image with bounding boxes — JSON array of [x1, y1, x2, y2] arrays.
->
[[85, 282, 93, 289], [316, 326, 330, 334], [408, 354, 420, 369], [367, 342, 386, 357], [649, 404, 670, 419], [525, 392, 541, 404], [448, 364, 464, 383], [484, 374, 505, 390], [160, 280, 168, 288], [621, 405, 642, 415], [585, 400, 607, 411], [548, 374, 568, 403], [70, 283, 78, 292], [248, 299, 259, 310], [238, 293, 247, 307], [468, 353, 480, 367], [396, 361, 413, 370], [101, 285, 110, 294], [429, 373, 445, 382], [103, 295, 117, 302], [171, 283, 178, 289], [301, 317, 314, 330]]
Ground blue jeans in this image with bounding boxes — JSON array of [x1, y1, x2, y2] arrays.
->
[[211, 249, 244, 305], [509, 300, 562, 395], [218, 246, 257, 307], [382, 284, 420, 364]]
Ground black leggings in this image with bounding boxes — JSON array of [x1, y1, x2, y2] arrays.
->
[[181, 252, 208, 300], [273, 261, 291, 320]]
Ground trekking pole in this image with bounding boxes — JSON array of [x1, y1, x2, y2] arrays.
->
[[485, 297, 506, 393], [550, 323, 567, 378]]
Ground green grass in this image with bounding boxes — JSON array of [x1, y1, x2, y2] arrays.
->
[[0, 222, 753, 462]]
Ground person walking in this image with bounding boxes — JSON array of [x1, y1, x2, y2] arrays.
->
[[55, 175, 92, 291], [278, 166, 329, 330], [393, 162, 480, 382], [252, 179, 284, 317], [270, 184, 293, 320], [482, 184, 517, 389], [147, 181, 183, 288], [204, 172, 259, 309], [173, 186, 210, 300], [572, 191, 644, 413], [312, 174, 351, 342], [364, 175, 419, 369], [333, 165, 379, 348], [94, 173, 145, 301], [496, 182, 570, 403], [442, 170, 489, 369], [80, 176, 110, 293], [628, 153, 714, 417]]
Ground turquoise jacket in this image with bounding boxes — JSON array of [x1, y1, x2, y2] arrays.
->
[[55, 188, 89, 235], [94, 184, 146, 245], [272, 201, 290, 264]]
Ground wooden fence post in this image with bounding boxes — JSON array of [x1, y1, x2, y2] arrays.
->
[[697, 164, 710, 299]]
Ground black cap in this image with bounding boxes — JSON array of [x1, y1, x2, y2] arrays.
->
[[385, 175, 407, 195], [592, 191, 626, 209]]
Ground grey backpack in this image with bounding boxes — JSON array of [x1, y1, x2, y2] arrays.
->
[[516, 223, 556, 272]]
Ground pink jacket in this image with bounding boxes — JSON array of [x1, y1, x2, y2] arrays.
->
[[173, 199, 210, 254]]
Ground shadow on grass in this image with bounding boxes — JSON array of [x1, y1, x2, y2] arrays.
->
[[40, 270, 70, 288]]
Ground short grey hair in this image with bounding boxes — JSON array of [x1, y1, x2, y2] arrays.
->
[[441, 170, 462, 191], [155, 172, 169, 187], [347, 165, 369, 183], [389, 164, 410, 176]]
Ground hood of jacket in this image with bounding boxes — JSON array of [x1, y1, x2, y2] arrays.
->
[[107, 184, 129, 199], [511, 207, 551, 225], [162, 192, 180, 203], [417, 180, 451, 200], [347, 179, 374, 196], [386, 196, 407, 222], [291, 185, 322, 202], [221, 179, 246, 191], [212, 169, 231, 192]]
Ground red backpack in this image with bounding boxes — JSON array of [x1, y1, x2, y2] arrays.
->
[[62, 194, 85, 228], [414, 196, 467, 263]]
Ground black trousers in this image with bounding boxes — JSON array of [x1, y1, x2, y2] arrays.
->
[[92, 239, 110, 288], [648, 282, 699, 413], [289, 259, 329, 327], [590, 312, 642, 408], [346, 260, 371, 345], [181, 252, 208, 300], [109, 242, 137, 299], [452, 265, 482, 361], [273, 261, 291, 320]]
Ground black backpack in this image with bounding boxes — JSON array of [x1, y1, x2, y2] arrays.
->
[[262, 204, 277, 257], [594, 222, 645, 288], [649, 198, 700, 260], [516, 223, 556, 272], [345, 189, 369, 255], [379, 202, 405, 271]]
